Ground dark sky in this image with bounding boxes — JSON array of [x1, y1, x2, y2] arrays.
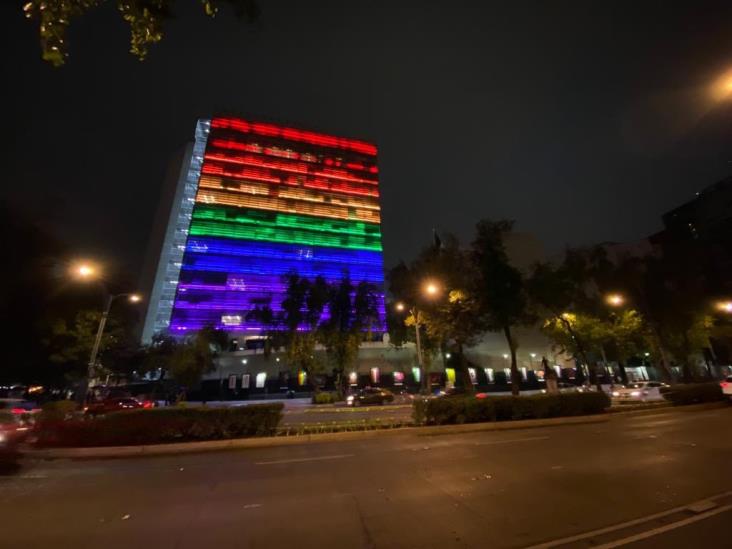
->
[[4, 1, 732, 281]]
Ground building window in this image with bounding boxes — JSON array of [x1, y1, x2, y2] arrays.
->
[[504, 368, 512, 382], [484, 368, 494, 383], [393, 371, 405, 385], [242, 374, 250, 389], [412, 367, 421, 383], [298, 370, 307, 386], [255, 373, 266, 389], [348, 371, 358, 385], [468, 368, 477, 385], [370, 367, 380, 384], [520, 367, 528, 381], [228, 374, 237, 389]]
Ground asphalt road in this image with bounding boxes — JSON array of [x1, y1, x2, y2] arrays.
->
[[2, 405, 731, 549]]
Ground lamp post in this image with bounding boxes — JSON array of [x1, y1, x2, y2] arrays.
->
[[395, 280, 441, 395], [87, 292, 141, 392], [396, 302, 426, 393], [72, 261, 141, 401]]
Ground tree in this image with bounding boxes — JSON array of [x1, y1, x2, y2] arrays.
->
[[389, 235, 483, 393], [245, 298, 283, 358], [280, 274, 328, 389], [319, 277, 380, 393], [23, 0, 260, 67], [471, 220, 534, 395], [167, 325, 227, 390]]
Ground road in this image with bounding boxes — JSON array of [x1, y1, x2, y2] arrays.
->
[[2, 405, 731, 548]]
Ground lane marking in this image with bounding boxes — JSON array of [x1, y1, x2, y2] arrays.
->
[[523, 490, 732, 549], [589, 503, 732, 549], [255, 454, 354, 465], [475, 436, 549, 446]]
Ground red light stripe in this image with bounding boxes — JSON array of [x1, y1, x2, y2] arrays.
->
[[211, 117, 377, 156]]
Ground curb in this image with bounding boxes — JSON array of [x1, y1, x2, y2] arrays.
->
[[26, 401, 729, 461]]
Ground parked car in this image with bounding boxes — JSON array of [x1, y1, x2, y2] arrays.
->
[[345, 388, 395, 407], [0, 410, 27, 464], [84, 397, 151, 416], [613, 381, 668, 402], [720, 376, 732, 401]]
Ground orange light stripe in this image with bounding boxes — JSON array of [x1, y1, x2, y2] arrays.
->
[[201, 164, 380, 198], [196, 189, 381, 224], [204, 152, 379, 186], [198, 175, 381, 211]]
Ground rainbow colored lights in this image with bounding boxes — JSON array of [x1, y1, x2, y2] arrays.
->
[[168, 117, 386, 332]]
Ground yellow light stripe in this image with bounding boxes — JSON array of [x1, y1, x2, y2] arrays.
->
[[198, 175, 381, 212], [196, 188, 382, 224]]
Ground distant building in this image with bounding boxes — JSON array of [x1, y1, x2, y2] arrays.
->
[[141, 117, 386, 343]]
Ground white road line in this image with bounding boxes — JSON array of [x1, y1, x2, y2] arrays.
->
[[523, 490, 732, 549], [590, 503, 732, 548], [255, 454, 354, 465], [475, 436, 549, 446]]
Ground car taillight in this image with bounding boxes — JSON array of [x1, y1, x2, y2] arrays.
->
[[11, 408, 25, 415], [721, 382, 728, 388], [142, 400, 154, 409]]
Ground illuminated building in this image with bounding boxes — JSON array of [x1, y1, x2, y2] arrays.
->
[[142, 117, 386, 342]]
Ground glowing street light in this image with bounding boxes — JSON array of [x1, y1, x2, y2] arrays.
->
[[72, 262, 97, 280], [716, 301, 732, 313], [606, 293, 625, 307], [395, 302, 405, 312], [424, 282, 439, 296]]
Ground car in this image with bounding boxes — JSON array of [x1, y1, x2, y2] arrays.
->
[[720, 376, 732, 401], [345, 388, 395, 407], [0, 410, 27, 464], [613, 381, 668, 402], [84, 397, 150, 416]]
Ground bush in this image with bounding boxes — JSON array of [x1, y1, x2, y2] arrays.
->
[[39, 400, 79, 421], [662, 382, 724, 406], [35, 403, 284, 448], [312, 391, 340, 404], [414, 392, 610, 425]]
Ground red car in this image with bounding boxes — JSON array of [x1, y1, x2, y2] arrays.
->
[[0, 411, 26, 463], [84, 397, 152, 416]]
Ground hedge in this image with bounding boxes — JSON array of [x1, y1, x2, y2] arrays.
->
[[413, 392, 610, 425], [661, 382, 725, 406], [35, 403, 284, 448], [312, 391, 341, 404]]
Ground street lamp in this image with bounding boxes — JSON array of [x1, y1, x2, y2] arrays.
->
[[605, 293, 625, 307], [395, 279, 442, 394], [715, 301, 732, 313], [72, 262, 141, 399], [86, 292, 142, 393]]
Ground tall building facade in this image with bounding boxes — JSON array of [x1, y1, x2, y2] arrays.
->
[[142, 117, 386, 342]]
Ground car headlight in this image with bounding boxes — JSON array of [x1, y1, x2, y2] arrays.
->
[[346, 395, 354, 402], [630, 391, 641, 397], [0, 433, 6, 443], [612, 391, 620, 397]]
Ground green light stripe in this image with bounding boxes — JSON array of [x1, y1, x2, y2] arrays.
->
[[189, 220, 383, 251], [193, 205, 382, 239]]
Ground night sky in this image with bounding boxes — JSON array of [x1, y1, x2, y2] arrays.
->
[[4, 1, 732, 282]]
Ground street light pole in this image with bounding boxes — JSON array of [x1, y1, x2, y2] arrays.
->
[[84, 292, 141, 402], [412, 307, 426, 394]]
